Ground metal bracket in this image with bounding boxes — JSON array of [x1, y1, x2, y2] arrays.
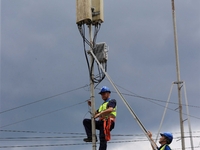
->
[[173, 81, 183, 84], [91, 7, 100, 16]]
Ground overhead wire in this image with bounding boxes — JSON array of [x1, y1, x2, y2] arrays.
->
[[122, 90, 200, 119], [95, 86, 200, 119], [1, 129, 199, 149], [110, 84, 200, 109], [0, 85, 89, 115], [1, 129, 200, 135], [1, 135, 199, 141], [123, 93, 200, 120], [1, 82, 198, 129], [102, 84, 200, 119], [0, 140, 199, 149], [0, 100, 88, 128]]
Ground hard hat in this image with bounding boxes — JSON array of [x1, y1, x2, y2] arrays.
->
[[99, 86, 111, 94], [160, 132, 173, 144]]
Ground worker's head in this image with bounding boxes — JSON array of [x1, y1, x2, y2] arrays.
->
[[99, 86, 111, 100], [159, 132, 173, 145]]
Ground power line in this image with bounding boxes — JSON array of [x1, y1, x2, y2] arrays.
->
[[104, 86, 200, 119], [0, 140, 199, 149], [0, 129, 85, 135], [1, 135, 199, 141], [0, 143, 90, 149], [1, 129, 200, 136], [0, 85, 89, 115], [0, 136, 85, 141], [114, 85, 200, 109], [124, 92, 200, 109], [0, 100, 87, 128], [136, 96, 200, 120]]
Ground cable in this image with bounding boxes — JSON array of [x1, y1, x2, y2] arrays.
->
[[0, 141, 199, 149], [1, 135, 199, 141], [0, 136, 85, 141], [128, 94, 200, 119], [96, 85, 200, 119], [1, 129, 200, 136], [0, 85, 89, 115], [100, 85, 200, 119], [0, 143, 90, 148], [0, 100, 88, 128], [112, 84, 200, 109], [77, 23, 106, 85]]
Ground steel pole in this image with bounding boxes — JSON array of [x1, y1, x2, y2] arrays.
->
[[89, 24, 96, 150], [183, 82, 194, 150], [156, 83, 174, 143], [171, 1, 185, 149]]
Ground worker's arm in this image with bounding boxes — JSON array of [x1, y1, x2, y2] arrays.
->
[[87, 100, 99, 115], [147, 131, 158, 150], [94, 107, 113, 118]]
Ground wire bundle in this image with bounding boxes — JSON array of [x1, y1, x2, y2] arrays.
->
[[77, 23, 107, 85]]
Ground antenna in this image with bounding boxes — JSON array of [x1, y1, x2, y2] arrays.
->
[[156, 1, 194, 150], [171, 1, 186, 149]]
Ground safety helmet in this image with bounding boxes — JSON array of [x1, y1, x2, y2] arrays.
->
[[160, 132, 173, 144], [99, 86, 111, 94]]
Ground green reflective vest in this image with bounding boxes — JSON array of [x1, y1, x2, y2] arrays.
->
[[160, 144, 171, 150], [98, 100, 117, 119]]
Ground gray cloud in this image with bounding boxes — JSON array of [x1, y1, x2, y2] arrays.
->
[[1, 0, 200, 149]]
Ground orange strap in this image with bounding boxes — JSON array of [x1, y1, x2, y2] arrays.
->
[[103, 118, 112, 141]]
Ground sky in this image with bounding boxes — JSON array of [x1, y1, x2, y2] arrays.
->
[[1, 0, 200, 150]]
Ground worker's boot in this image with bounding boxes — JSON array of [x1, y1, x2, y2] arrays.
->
[[83, 136, 98, 142]]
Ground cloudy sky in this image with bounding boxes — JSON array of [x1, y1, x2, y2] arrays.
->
[[1, 0, 200, 149]]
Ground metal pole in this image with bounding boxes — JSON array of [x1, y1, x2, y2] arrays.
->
[[89, 50, 158, 150], [183, 82, 194, 150], [89, 24, 97, 150], [156, 83, 174, 143], [171, 0, 185, 149]]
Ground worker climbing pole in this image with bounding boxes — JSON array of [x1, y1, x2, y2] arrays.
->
[[76, 1, 158, 150], [76, 1, 107, 150], [83, 86, 117, 150]]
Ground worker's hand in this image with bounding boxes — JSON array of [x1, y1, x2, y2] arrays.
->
[[87, 100, 91, 107], [94, 113, 100, 119], [147, 131, 152, 138]]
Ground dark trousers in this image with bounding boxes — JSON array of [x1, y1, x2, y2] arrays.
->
[[83, 118, 115, 150]]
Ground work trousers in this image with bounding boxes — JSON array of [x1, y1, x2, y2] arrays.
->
[[83, 118, 115, 150]]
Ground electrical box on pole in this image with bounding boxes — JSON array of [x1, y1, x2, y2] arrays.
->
[[76, 0, 92, 24], [93, 42, 108, 63], [92, 0, 104, 24]]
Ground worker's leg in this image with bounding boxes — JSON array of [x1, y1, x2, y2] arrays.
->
[[83, 118, 98, 142], [83, 118, 92, 138], [98, 120, 115, 150], [97, 120, 107, 150]]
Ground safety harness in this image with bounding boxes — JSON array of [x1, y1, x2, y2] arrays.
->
[[98, 99, 117, 141]]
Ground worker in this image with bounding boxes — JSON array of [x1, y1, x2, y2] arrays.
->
[[83, 86, 117, 150], [147, 131, 173, 150]]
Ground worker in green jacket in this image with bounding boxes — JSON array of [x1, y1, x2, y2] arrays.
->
[[83, 86, 117, 150], [148, 131, 173, 150]]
